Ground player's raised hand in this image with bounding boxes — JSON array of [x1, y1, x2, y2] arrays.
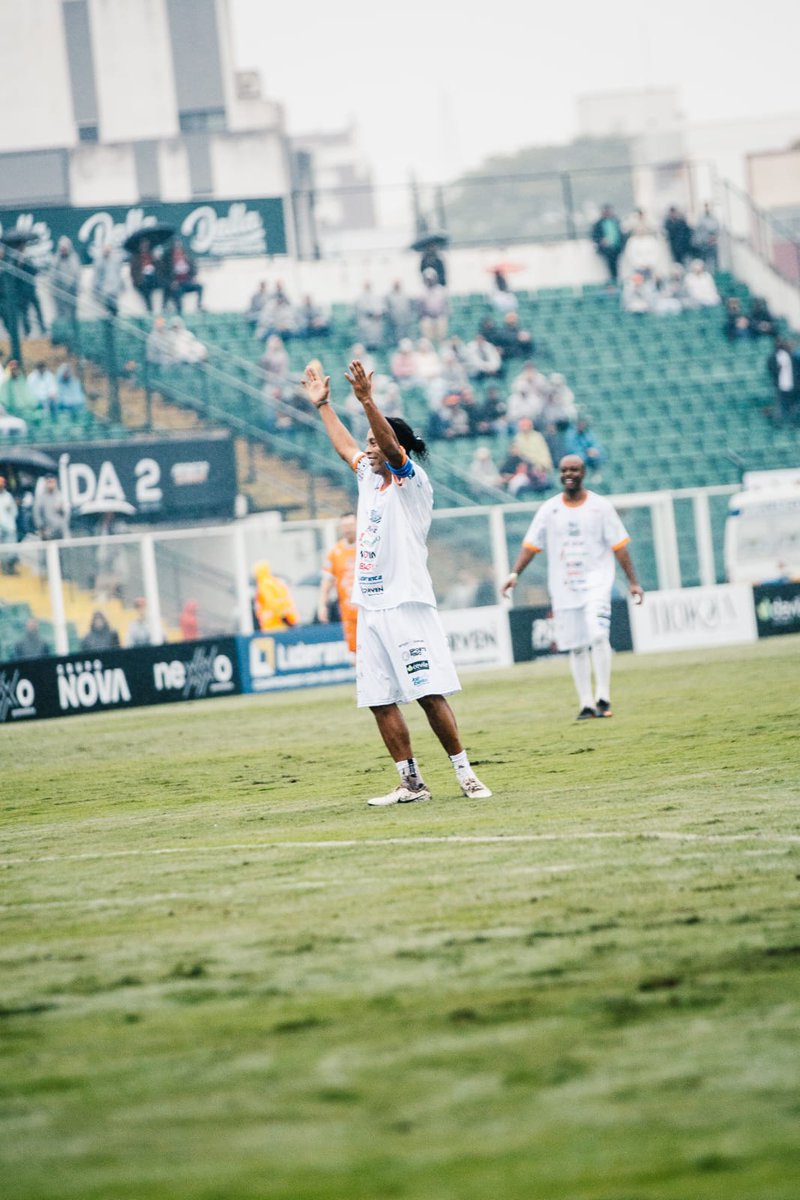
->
[[302, 362, 330, 409], [345, 360, 373, 405]]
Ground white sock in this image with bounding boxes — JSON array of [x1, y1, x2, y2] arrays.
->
[[569, 647, 594, 710], [591, 638, 612, 703], [449, 750, 471, 779], [396, 758, 423, 786]]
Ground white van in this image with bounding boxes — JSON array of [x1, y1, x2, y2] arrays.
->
[[724, 469, 800, 584]]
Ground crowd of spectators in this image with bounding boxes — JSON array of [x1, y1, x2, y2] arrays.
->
[[0, 353, 87, 436]]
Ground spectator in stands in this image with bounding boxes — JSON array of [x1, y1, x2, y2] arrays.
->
[[49, 236, 82, 325], [296, 295, 331, 337], [168, 317, 208, 364], [93, 510, 130, 601], [129, 238, 164, 312], [683, 260, 720, 309], [81, 610, 120, 651], [390, 338, 420, 386], [179, 599, 200, 641], [591, 204, 625, 284], [0, 401, 27, 438], [501, 456, 548, 498], [13, 616, 51, 660], [419, 269, 449, 343], [428, 392, 471, 440], [664, 207, 694, 265], [541, 373, 577, 427], [355, 282, 386, 350], [125, 597, 152, 647], [17, 248, 47, 336], [468, 445, 503, 492], [620, 209, 662, 276], [55, 362, 86, 412], [509, 417, 554, 482], [260, 333, 290, 384], [165, 237, 203, 314], [247, 281, 269, 328], [0, 361, 37, 416], [507, 362, 548, 425], [767, 337, 797, 427], [257, 280, 295, 339], [464, 332, 503, 380], [146, 316, 177, 367], [748, 297, 777, 338], [565, 416, 604, 479], [652, 265, 686, 315], [489, 269, 519, 314], [92, 244, 124, 316], [413, 338, 442, 386], [0, 475, 18, 569], [692, 203, 720, 272], [482, 311, 534, 363], [723, 297, 751, 341], [384, 280, 415, 343], [420, 242, 447, 286], [27, 361, 58, 417], [33, 472, 70, 540], [472, 384, 508, 437], [621, 270, 656, 314], [253, 561, 299, 631]]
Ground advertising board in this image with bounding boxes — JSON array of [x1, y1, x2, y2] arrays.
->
[[629, 585, 757, 654], [0, 638, 241, 724]]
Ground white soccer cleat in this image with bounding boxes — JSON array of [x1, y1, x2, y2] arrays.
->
[[367, 783, 432, 807], [459, 774, 492, 799]]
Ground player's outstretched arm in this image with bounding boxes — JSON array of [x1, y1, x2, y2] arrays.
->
[[345, 360, 404, 470], [501, 545, 538, 597], [614, 544, 644, 604], [302, 363, 359, 464]]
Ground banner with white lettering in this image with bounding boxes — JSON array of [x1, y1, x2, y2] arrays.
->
[[238, 626, 356, 694], [509, 599, 633, 662], [753, 583, 800, 638], [40, 433, 237, 523], [0, 638, 241, 723], [629, 584, 758, 654], [0, 198, 287, 266], [439, 606, 513, 670]]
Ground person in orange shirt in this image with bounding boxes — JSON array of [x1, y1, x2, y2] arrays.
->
[[317, 512, 357, 653], [253, 560, 299, 632]]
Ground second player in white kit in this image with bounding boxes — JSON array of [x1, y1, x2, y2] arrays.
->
[[503, 455, 643, 719]]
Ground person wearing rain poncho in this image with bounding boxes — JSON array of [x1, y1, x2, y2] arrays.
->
[[253, 561, 299, 632]]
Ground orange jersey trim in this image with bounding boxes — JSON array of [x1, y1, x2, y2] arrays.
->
[[612, 536, 630, 551], [522, 542, 542, 554]]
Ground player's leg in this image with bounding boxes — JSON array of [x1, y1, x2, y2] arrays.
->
[[586, 595, 613, 716], [416, 693, 492, 800], [555, 608, 595, 719], [357, 609, 430, 806]]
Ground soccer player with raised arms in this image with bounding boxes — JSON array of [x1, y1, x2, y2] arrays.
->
[[502, 454, 644, 719], [303, 359, 491, 806]]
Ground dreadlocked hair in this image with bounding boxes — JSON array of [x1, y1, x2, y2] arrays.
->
[[387, 417, 428, 461]]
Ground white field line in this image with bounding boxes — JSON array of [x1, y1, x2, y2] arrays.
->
[[1, 830, 799, 869]]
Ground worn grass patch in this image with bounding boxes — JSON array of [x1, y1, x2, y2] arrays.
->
[[1, 637, 799, 1199]]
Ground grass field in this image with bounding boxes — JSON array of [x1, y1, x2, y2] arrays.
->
[[2, 636, 799, 1200]]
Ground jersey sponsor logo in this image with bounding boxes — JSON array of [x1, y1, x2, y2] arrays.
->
[[361, 584, 384, 595], [402, 646, 427, 660], [405, 659, 429, 674], [360, 530, 380, 548], [368, 510, 383, 523]]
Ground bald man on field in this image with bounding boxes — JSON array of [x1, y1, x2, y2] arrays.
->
[[502, 455, 643, 720]]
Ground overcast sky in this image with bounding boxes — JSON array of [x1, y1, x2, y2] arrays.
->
[[229, 0, 800, 185]]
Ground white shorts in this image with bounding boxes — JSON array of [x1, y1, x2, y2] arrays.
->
[[554, 593, 612, 651], [355, 602, 462, 708]]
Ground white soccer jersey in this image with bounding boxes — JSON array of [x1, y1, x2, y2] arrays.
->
[[523, 490, 630, 610], [350, 451, 437, 610]]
